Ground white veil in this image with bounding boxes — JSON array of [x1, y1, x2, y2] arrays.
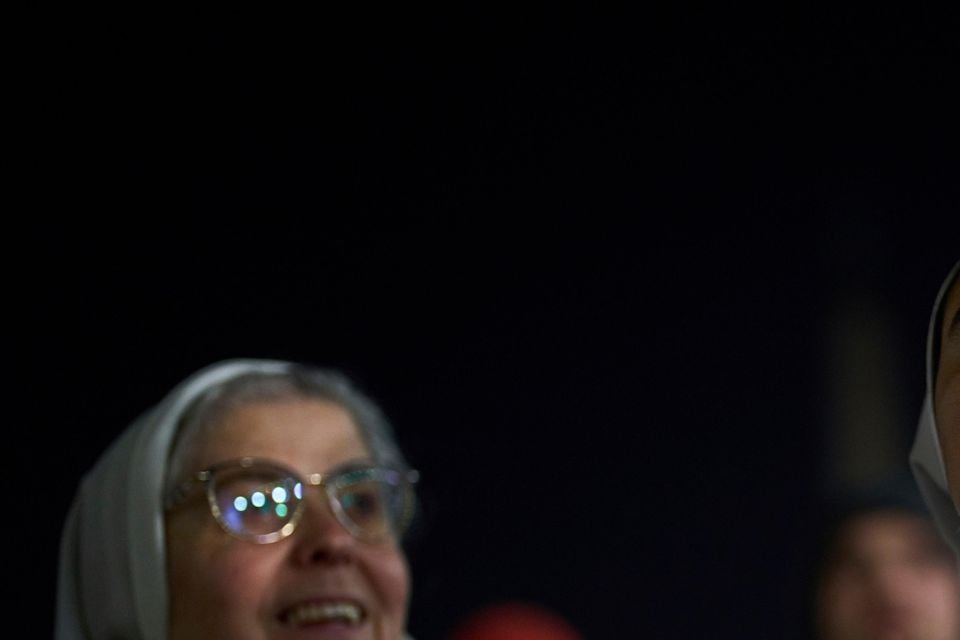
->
[[909, 260, 960, 558]]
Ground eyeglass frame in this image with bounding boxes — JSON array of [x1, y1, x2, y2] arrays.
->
[[165, 456, 419, 545]]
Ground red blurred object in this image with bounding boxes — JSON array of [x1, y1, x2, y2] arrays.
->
[[449, 601, 583, 640]]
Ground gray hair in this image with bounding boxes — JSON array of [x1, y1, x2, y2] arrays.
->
[[165, 365, 409, 494]]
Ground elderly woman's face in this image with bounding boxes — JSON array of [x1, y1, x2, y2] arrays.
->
[[936, 278, 960, 509], [165, 398, 410, 640]]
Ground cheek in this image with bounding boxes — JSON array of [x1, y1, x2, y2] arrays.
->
[[167, 519, 280, 639], [922, 571, 960, 617], [363, 546, 411, 625]]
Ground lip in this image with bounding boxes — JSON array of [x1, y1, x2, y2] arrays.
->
[[276, 595, 370, 632]]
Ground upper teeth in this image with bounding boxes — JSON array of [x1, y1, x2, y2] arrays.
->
[[286, 602, 364, 626]]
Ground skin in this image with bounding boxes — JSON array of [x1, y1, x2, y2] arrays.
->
[[165, 398, 410, 640], [936, 277, 960, 509], [816, 510, 960, 640]]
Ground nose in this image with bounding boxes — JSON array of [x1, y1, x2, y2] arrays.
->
[[288, 489, 358, 566]]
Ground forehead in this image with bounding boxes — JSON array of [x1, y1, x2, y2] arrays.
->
[[188, 398, 371, 473], [834, 511, 937, 557]]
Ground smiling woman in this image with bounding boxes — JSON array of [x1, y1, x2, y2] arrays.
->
[[56, 359, 418, 640]]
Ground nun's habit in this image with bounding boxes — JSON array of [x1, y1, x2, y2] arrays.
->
[[55, 359, 415, 640], [910, 259, 960, 559]]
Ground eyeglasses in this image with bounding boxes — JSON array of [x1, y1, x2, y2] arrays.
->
[[166, 457, 419, 544]]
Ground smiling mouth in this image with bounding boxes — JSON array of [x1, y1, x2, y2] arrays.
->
[[281, 601, 367, 627]]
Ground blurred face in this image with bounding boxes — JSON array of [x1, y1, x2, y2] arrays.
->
[[936, 277, 960, 509], [165, 398, 410, 640], [817, 510, 960, 640]]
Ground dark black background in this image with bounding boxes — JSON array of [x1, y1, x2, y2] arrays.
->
[[15, 6, 960, 638]]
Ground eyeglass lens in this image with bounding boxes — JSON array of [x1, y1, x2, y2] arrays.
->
[[330, 468, 407, 540], [210, 465, 407, 541]]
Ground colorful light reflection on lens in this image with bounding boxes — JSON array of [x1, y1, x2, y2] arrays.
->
[[294, 483, 303, 500], [272, 487, 288, 503], [233, 496, 248, 512], [252, 491, 266, 508], [275, 504, 288, 518]]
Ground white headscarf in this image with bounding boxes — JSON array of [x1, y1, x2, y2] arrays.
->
[[55, 358, 415, 640], [909, 260, 960, 558]]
